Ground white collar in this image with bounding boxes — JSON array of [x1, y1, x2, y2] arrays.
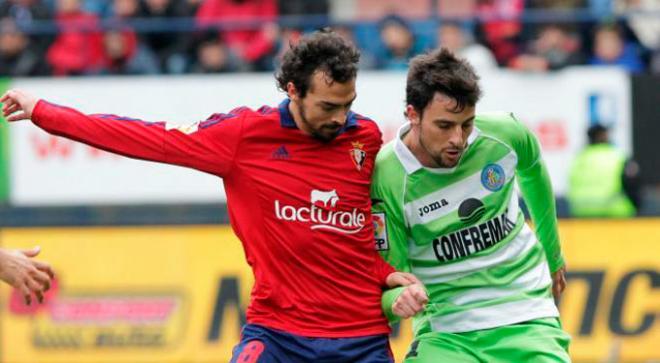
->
[[393, 122, 480, 175]]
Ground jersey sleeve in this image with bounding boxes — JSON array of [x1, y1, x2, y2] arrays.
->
[[31, 100, 245, 177], [371, 169, 412, 323], [511, 118, 565, 273]]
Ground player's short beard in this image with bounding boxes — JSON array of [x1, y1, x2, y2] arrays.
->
[[419, 130, 461, 168], [298, 101, 341, 143]]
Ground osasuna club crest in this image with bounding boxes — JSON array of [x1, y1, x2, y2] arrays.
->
[[350, 141, 367, 171]]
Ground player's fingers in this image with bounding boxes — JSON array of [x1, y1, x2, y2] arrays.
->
[[394, 297, 416, 317], [35, 290, 44, 304], [412, 288, 429, 305], [21, 246, 41, 258], [34, 261, 55, 280], [401, 272, 421, 285], [393, 303, 414, 318], [552, 280, 563, 300], [3, 102, 19, 116], [386, 273, 412, 287], [0, 91, 12, 103], [19, 283, 32, 306], [30, 268, 51, 291], [7, 111, 28, 122], [25, 277, 43, 294], [399, 292, 423, 314], [2, 98, 16, 112]]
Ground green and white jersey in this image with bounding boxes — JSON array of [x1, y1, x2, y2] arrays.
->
[[373, 112, 565, 334]]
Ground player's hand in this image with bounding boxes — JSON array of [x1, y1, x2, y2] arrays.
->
[[552, 264, 567, 300], [393, 283, 429, 319], [0, 247, 54, 305], [0, 89, 39, 122], [385, 271, 421, 288]]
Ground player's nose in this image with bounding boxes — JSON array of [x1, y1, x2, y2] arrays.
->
[[331, 109, 349, 126]]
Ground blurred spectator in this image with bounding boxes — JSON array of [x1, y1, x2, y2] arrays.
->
[[195, 0, 278, 70], [186, 0, 203, 13], [267, 27, 302, 71], [354, 0, 431, 20], [616, 0, 660, 49], [277, 0, 328, 17], [46, 0, 104, 75], [0, 0, 52, 56], [138, 0, 192, 73], [616, 0, 660, 73], [437, 22, 497, 71], [0, 0, 51, 26], [333, 25, 376, 69], [375, 15, 421, 70], [437, 0, 477, 19], [590, 23, 644, 73], [510, 24, 585, 71], [189, 31, 242, 73], [0, 17, 49, 76], [568, 124, 642, 217], [475, 0, 524, 66], [113, 0, 141, 19], [526, 0, 587, 10], [98, 27, 160, 74]]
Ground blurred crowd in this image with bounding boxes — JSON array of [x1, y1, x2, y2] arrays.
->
[[0, 0, 659, 77]]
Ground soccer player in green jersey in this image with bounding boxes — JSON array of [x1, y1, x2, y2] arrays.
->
[[373, 49, 571, 362]]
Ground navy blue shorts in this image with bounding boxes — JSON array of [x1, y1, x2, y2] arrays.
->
[[230, 324, 394, 363]]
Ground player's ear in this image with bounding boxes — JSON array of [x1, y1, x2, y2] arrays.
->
[[286, 82, 299, 101], [406, 105, 420, 126]]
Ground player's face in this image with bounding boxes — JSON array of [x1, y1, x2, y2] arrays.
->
[[409, 92, 475, 168], [288, 71, 356, 142]]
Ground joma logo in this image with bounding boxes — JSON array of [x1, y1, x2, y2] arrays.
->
[[418, 199, 449, 217]]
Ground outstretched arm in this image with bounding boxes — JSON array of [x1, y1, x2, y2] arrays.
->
[[1, 89, 244, 177]]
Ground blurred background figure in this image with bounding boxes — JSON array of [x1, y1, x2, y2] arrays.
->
[[195, 0, 278, 71], [276, 0, 328, 17], [189, 30, 242, 73], [590, 23, 644, 73], [138, 0, 192, 73], [333, 25, 376, 69], [509, 24, 585, 71], [0, 17, 48, 76], [568, 124, 642, 218], [615, 0, 660, 73], [46, 0, 104, 75], [475, 0, 524, 66], [0, 0, 52, 67], [112, 0, 141, 19], [375, 14, 421, 70], [99, 27, 160, 75], [436, 21, 497, 71]]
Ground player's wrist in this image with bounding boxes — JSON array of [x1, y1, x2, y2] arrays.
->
[[381, 286, 406, 323]]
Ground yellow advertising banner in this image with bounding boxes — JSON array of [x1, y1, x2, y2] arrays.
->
[[0, 220, 658, 363]]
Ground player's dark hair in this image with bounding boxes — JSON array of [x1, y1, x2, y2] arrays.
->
[[406, 48, 482, 115], [276, 29, 360, 98]]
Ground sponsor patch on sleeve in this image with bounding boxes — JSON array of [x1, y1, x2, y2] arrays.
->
[[166, 122, 200, 134], [373, 212, 389, 251]]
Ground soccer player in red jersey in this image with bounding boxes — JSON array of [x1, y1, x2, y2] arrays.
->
[[1, 30, 424, 362]]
